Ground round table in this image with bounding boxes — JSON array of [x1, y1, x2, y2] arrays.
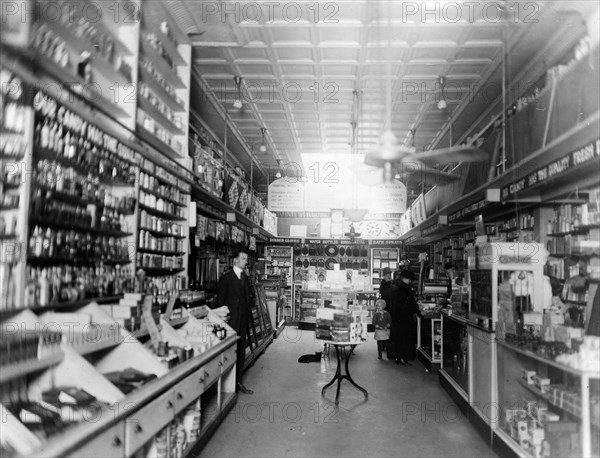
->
[[321, 341, 368, 405]]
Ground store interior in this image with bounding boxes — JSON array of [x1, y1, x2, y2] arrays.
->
[[1, 1, 599, 457]]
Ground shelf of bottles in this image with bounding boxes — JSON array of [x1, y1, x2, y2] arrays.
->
[[0, 67, 30, 310], [137, 163, 190, 307], [22, 91, 140, 309], [136, 1, 191, 159], [28, 0, 138, 125], [544, 191, 600, 326]]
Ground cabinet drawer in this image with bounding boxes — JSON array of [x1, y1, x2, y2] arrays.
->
[[173, 370, 204, 415], [69, 421, 125, 458], [124, 388, 175, 456], [221, 345, 236, 372], [205, 354, 223, 387]]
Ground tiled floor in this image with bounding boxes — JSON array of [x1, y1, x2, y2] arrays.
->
[[198, 328, 499, 457]]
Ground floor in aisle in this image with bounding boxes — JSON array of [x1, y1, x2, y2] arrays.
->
[[197, 327, 499, 458]]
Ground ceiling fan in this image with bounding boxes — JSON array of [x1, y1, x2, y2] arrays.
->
[[360, 3, 490, 187]]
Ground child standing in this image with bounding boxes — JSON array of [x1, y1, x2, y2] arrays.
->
[[373, 299, 391, 360]]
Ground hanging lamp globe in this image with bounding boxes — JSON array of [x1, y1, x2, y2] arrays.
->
[[344, 208, 369, 223]]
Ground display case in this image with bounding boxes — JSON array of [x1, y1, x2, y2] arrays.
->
[[371, 248, 399, 289], [440, 312, 470, 400], [495, 340, 599, 458], [265, 245, 294, 321], [0, 302, 238, 458], [417, 315, 442, 373], [466, 242, 546, 331]]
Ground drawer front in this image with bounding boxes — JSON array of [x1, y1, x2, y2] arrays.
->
[[173, 369, 205, 414], [69, 421, 125, 458], [202, 355, 222, 389], [124, 389, 175, 456], [221, 345, 237, 373]]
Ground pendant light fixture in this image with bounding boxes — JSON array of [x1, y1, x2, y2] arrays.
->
[[275, 159, 282, 179], [233, 76, 243, 109], [259, 127, 267, 152], [437, 76, 447, 110], [344, 89, 369, 222]]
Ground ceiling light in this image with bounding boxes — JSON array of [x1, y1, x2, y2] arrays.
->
[[233, 76, 242, 109], [394, 172, 401, 180], [437, 76, 447, 110], [275, 170, 282, 179], [259, 127, 267, 152]]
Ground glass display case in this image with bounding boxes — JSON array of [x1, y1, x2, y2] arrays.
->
[[417, 316, 442, 372], [496, 340, 600, 458], [441, 312, 470, 398]]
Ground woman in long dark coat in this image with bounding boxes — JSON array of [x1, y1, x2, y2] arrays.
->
[[388, 269, 420, 365]]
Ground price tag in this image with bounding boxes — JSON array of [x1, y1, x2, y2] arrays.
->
[[142, 295, 162, 351]]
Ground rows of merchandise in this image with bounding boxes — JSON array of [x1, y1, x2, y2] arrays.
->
[[401, 38, 600, 458], [0, 2, 276, 457]]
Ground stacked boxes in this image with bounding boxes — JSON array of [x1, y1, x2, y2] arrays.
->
[[316, 308, 367, 343]]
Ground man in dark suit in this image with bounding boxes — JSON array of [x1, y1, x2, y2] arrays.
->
[[215, 250, 253, 394]]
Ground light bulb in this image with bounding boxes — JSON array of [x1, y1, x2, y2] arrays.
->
[[437, 99, 447, 110], [233, 99, 242, 109], [275, 171, 282, 179], [394, 173, 401, 180], [259, 144, 267, 152]]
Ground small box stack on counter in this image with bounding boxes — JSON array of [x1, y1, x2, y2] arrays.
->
[[315, 308, 368, 343]]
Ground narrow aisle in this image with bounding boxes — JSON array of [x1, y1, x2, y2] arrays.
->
[[198, 328, 498, 458]]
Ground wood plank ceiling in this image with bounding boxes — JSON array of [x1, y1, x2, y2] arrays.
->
[[167, 1, 589, 195]]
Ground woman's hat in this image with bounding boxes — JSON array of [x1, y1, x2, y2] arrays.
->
[[382, 267, 392, 276], [399, 269, 415, 280]]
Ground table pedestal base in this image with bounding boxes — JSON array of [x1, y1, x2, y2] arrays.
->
[[321, 344, 368, 405]]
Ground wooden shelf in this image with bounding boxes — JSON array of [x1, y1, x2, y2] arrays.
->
[[497, 340, 600, 378], [140, 26, 187, 66], [40, 21, 132, 85], [138, 96, 185, 136], [21, 51, 129, 119], [138, 203, 186, 222], [136, 124, 184, 160], [29, 216, 132, 238], [515, 378, 600, 429], [0, 351, 64, 383], [138, 65, 186, 113], [139, 40, 186, 89], [137, 247, 184, 256], [28, 256, 131, 267], [138, 227, 185, 239], [141, 267, 185, 276], [139, 186, 186, 208], [35, 146, 133, 188]]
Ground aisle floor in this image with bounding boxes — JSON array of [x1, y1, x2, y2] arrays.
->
[[198, 328, 499, 458]]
